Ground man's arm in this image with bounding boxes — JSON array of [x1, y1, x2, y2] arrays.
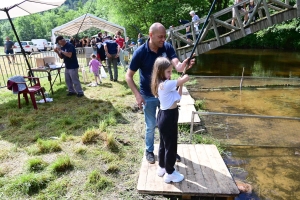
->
[[104, 44, 111, 58], [125, 69, 145, 109], [171, 56, 195, 72], [116, 45, 120, 58], [61, 51, 72, 58]]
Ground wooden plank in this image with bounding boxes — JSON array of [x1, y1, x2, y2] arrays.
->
[[153, 145, 164, 193], [177, 144, 189, 193], [188, 144, 209, 194], [194, 144, 221, 194], [204, 145, 234, 194], [145, 154, 157, 192], [208, 145, 240, 195], [137, 152, 149, 192], [181, 144, 199, 194]]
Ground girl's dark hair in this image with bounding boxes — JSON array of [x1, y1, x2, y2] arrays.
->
[[151, 57, 172, 97]]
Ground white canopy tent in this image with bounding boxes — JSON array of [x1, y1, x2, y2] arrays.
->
[[51, 13, 126, 43]]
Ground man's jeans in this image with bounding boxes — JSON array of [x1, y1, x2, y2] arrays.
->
[[142, 95, 160, 153]]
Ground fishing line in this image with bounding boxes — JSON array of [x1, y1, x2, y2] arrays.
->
[[75, 0, 95, 38], [176, 0, 217, 90]]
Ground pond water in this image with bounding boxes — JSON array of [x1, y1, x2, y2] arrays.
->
[[187, 49, 300, 200]]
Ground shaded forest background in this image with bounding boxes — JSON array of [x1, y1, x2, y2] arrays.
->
[[1, 0, 300, 49]]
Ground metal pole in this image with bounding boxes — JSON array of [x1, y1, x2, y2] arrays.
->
[[4, 8, 34, 77]]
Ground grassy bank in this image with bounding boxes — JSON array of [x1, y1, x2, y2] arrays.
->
[[0, 67, 222, 199]]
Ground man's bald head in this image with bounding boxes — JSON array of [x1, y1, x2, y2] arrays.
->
[[149, 23, 166, 34]]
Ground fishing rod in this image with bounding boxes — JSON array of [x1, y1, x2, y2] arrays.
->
[[181, 0, 217, 75]]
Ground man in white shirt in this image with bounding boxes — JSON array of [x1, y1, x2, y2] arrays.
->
[[189, 11, 200, 32]]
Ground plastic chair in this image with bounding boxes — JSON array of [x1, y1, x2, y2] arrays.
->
[[11, 76, 46, 109]]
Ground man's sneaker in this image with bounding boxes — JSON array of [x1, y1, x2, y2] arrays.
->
[[163, 170, 184, 183], [145, 151, 155, 164], [176, 154, 181, 162], [157, 166, 166, 177], [67, 92, 76, 96], [77, 93, 84, 97]]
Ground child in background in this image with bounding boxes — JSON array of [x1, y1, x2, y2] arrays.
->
[[150, 57, 189, 183], [89, 54, 102, 85]]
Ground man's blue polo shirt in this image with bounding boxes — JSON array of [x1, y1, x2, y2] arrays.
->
[[61, 42, 79, 69], [103, 40, 118, 54], [129, 39, 177, 97]]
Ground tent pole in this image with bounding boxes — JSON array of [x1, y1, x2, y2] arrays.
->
[[4, 8, 34, 77]]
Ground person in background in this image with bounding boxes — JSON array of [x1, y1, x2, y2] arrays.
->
[[125, 36, 132, 60], [54, 35, 84, 97], [151, 57, 189, 183], [115, 31, 125, 65], [125, 22, 195, 164], [248, 0, 256, 22], [91, 37, 98, 55], [179, 19, 192, 44], [189, 11, 200, 32], [103, 36, 120, 82], [137, 33, 144, 47], [231, 0, 248, 27], [89, 54, 102, 85], [4, 37, 15, 64]]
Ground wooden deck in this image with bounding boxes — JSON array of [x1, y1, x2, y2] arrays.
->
[[178, 87, 200, 124], [137, 144, 239, 198]]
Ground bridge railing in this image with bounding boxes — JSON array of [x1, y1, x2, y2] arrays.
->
[[168, 0, 296, 57]]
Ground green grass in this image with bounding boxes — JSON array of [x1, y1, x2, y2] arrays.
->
[[0, 68, 224, 199], [49, 155, 73, 174], [26, 158, 48, 172]]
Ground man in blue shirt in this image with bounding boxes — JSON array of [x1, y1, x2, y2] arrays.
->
[[54, 36, 84, 97], [103, 36, 120, 82], [125, 22, 195, 164]]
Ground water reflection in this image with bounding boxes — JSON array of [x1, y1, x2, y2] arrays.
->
[[188, 49, 300, 78]]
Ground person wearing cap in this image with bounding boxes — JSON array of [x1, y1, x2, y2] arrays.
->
[[103, 35, 120, 82], [54, 35, 84, 97], [189, 11, 200, 32]]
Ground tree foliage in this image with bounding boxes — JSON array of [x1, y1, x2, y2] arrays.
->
[[1, 0, 300, 49]]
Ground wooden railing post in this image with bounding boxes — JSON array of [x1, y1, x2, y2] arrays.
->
[[263, 0, 273, 26], [297, 0, 300, 17], [233, 6, 246, 36], [211, 16, 221, 46]]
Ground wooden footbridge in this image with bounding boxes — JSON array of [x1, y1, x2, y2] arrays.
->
[[168, 0, 300, 60]]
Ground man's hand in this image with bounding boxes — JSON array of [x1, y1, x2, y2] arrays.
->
[[182, 53, 196, 71], [136, 94, 145, 110]]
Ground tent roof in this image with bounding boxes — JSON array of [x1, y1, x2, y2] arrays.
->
[[52, 13, 126, 37]]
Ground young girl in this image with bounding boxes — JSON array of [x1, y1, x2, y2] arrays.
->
[[89, 54, 102, 85], [151, 57, 189, 183]]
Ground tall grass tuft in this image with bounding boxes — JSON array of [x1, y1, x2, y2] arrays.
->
[[106, 133, 118, 152], [195, 99, 206, 111], [81, 128, 100, 144], [49, 155, 73, 174], [26, 158, 48, 172], [60, 132, 67, 142], [7, 173, 53, 195], [85, 170, 113, 191], [106, 163, 119, 174], [37, 139, 62, 154]]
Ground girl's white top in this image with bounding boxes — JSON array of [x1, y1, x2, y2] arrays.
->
[[158, 80, 181, 110]]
